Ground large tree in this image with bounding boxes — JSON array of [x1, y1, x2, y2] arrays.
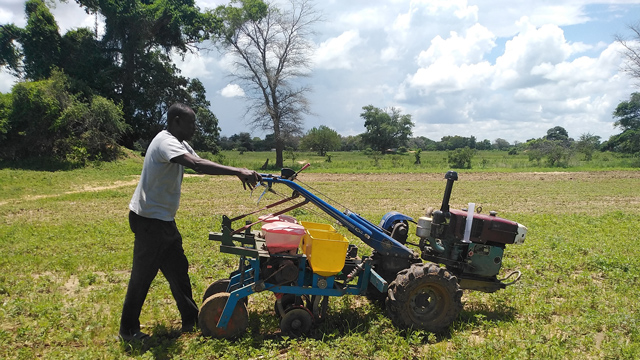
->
[[360, 105, 414, 152], [71, 0, 226, 146], [605, 92, 640, 154], [438, 135, 476, 150], [613, 92, 640, 132], [524, 126, 575, 167], [545, 125, 570, 141], [1, 0, 261, 151], [576, 133, 601, 161], [22, 0, 62, 80], [300, 125, 341, 156], [616, 22, 640, 82], [0, 0, 61, 80], [213, 0, 320, 167]]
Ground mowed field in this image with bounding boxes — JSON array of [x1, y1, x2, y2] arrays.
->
[[1, 164, 639, 359]]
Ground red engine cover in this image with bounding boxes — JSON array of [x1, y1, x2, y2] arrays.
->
[[449, 209, 519, 245]]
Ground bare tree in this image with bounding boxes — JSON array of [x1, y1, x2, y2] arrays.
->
[[215, 0, 320, 167], [616, 22, 640, 83]]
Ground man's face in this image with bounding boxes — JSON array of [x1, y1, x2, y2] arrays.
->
[[180, 112, 197, 141]]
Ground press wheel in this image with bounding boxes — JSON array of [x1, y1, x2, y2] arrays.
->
[[202, 279, 230, 303], [280, 308, 313, 337], [202, 279, 248, 305], [199, 292, 248, 339]]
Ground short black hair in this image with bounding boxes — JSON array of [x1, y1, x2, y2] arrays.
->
[[167, 103, 195, 124]]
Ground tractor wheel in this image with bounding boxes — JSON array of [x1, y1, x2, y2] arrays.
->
[[202, 279, 248, 305], [280, 308, 313, 337], [386, 262, 462, 333], [199, 292, 249, 339]]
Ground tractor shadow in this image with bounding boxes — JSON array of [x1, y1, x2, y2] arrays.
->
[[241, 296, 387, 342], [121, 297, 519, 356], [242, 296, 518, 346]]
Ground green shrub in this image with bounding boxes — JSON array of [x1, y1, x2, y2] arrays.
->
[[0, 71, 127, 163], [447, 147, 475, 168]]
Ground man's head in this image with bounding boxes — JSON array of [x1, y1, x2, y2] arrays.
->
[[167, 103, 196, 142]]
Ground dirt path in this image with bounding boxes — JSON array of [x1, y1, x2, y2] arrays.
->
[[0, 179, 139, 207]]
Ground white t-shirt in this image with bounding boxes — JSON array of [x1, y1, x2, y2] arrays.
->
[[129, 130, 198, 221]]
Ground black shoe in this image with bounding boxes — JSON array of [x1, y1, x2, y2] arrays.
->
[[181, 322, 196, 333], [119, 331, 150, 342]]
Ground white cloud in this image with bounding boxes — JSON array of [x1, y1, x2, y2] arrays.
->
[[379, 0, 480, 62], [337, 7, 391, 31], [491, 18, 574, 89], [406, 23, 496, 93], [220, 84, 245, 98], [314, 30, 363, 69], [0, 7, 16, 24], [416, 23, 496, 67], [389, 9, 636, 142], [173, 51, 216, 79], [468, 1, 590, 37]]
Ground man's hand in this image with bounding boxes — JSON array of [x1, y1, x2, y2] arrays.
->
[[237, 169, 262, 190]]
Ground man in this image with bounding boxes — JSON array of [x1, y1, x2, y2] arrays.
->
[[119, 103, 261, 341]]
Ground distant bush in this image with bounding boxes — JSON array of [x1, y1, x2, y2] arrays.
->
[[447, 147, 475, 169], [525, 139, 573, 168]]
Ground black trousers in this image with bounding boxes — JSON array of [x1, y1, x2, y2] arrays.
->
[[119, 211, 199, 336]]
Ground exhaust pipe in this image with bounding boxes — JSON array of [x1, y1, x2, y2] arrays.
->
[[440, 170, 458, 212], [430, 171, 458, 239]]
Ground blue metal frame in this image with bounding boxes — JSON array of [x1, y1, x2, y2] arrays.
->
[[215, 252, 388, 329]]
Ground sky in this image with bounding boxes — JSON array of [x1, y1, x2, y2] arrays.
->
[[1, 0, 640, 144]]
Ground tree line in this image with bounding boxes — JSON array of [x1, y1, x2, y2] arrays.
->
[[218, 99, 639, 169]]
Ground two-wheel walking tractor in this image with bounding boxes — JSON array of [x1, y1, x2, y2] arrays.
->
[[198, 168, 527, 338]]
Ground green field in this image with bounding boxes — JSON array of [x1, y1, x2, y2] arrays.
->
[[1, 152, 639, 359], [209, 149, 637, 174]]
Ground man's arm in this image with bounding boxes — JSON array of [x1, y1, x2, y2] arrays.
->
[[171, 153, 261, 190]]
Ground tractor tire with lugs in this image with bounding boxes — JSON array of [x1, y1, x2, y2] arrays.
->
[[385, 262, 463, 333]]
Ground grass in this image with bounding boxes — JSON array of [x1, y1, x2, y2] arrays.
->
[[1, 151, 639, 359], [214, 149, 638, 174]]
